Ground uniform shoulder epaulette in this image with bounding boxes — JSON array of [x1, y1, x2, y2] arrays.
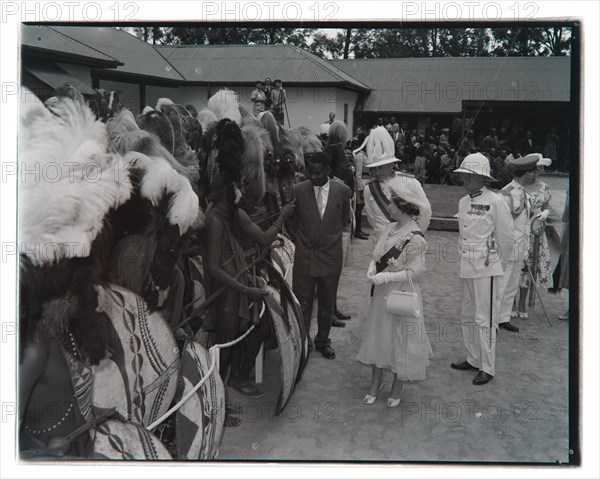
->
[[498, 184, 514, 196]]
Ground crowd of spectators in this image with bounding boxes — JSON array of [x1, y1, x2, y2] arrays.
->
[[344, 117, 561, 188]]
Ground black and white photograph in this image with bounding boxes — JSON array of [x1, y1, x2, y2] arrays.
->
[[1, 1, 598, 477]]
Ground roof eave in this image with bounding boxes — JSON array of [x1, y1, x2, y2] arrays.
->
[[23, 46, 122, 69], [91, 68, 185, 86]]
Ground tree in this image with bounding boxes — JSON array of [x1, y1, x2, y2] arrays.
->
[[536, 26, 571, 56], [490, 27, 540, 56], [307, 31, 342, 59], [129, 26, 571, 58], [437, 28, 493, 57], [148, 26, 316, 48], [132, 26, 170, 45]]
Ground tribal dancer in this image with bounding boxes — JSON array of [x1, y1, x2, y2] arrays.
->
[[200, 120, 295, 423]]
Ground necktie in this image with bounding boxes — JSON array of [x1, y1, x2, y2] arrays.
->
[[316, 186, 324, 218]]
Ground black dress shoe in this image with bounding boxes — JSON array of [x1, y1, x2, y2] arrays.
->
[[450, 360, 478, 371], [472, 371, 493, 385], [315, 345, 335, 359], [334, 309, 351, 320], [354, 232, 370, 240], [331, 318, 346, 328], [499, 322, 519, 332]]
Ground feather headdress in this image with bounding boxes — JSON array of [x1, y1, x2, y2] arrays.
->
[[214, 118, 244, 182], [241, 124, 269, 206], [20, 90, 132, 266], [285, 129, 306, 170], [296, 126, 324, 156], [260, 111, 280, 148], [108, 109, 199, 186], [137, 104, 200, 182], [123, 152, 203, 233], [358, 126, 399, 168], [207, 89, 242, 125], [197, 108, 218, 132], [239, 103, 262, 128], [155, 98, 175, 110]]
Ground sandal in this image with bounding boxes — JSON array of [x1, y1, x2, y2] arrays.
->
[[363, 382, 384, 405], [229, 380, 265, 399], [387, 385, 405, 408]]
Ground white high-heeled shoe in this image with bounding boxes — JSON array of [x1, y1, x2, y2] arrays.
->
[[387, 385, 405, 408], [363, 383, 384, 405]]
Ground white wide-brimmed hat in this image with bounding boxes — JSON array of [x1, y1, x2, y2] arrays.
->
[[453, 152, 497, 181], [388, 176, 432, 232], [359, 126, 401, 168], [365, 154, 400, 169]]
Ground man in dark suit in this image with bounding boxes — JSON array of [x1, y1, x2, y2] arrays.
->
[[288, 151, 351, 359], [519, 130, 535, 154]]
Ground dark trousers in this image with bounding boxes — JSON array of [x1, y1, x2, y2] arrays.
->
[[355, 202, 365, 234], [292, 270, 340, 349]]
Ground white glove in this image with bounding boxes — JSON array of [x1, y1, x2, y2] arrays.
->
[[535, 209, 550, 221], [367, 261, 377, 283], [372, 270, 411, 285]]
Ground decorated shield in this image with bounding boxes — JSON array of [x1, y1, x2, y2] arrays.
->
[[92, 284, 180, 427], [270, 233, 295, 286], [92, 419, 171, 460], [261, 260, 308, 384], [260, 262, 303, 415], [175, 339, 225, 460]]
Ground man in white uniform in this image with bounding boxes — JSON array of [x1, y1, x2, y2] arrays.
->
[[361, 127, 431, 244], [451, 153, 515, 385], [496, 154, 540, 332]]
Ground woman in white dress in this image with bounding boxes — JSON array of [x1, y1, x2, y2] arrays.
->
[[357, 180, 433, 407]]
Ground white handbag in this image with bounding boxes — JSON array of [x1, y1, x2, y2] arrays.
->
[[384, 274, 421, 318]]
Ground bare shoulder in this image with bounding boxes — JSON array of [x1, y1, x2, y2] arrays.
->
[[203, 212, 226, 238]]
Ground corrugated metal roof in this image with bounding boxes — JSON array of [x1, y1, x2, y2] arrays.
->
[[50, 26, 185, 82], [332, 57, 571, 112], [156, 44, 370, 90], [24, 62, 95, 94], [21, 25, 120, 66]]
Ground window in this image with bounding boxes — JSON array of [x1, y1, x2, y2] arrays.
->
[[344, 103, 348, 124]]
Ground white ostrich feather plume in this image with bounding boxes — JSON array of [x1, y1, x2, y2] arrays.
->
[[241, 124, 268, 203], [197, 108, 217, 132], [366, 126, 395, 163], [155, 98, 175, 111], [207, 89, 241, 125], [20, 91, 132, 266], [124, 152, 202, 234]]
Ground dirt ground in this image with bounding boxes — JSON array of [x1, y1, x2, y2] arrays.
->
[[218, 180, 571, 463]]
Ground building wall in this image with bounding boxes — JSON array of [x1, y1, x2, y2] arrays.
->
[[98, 78, 140, 113], [146, 85, 206, 109], [334, 88, 359, 134], [145, 84, 359, 134], [55, 62, 92, 88]]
